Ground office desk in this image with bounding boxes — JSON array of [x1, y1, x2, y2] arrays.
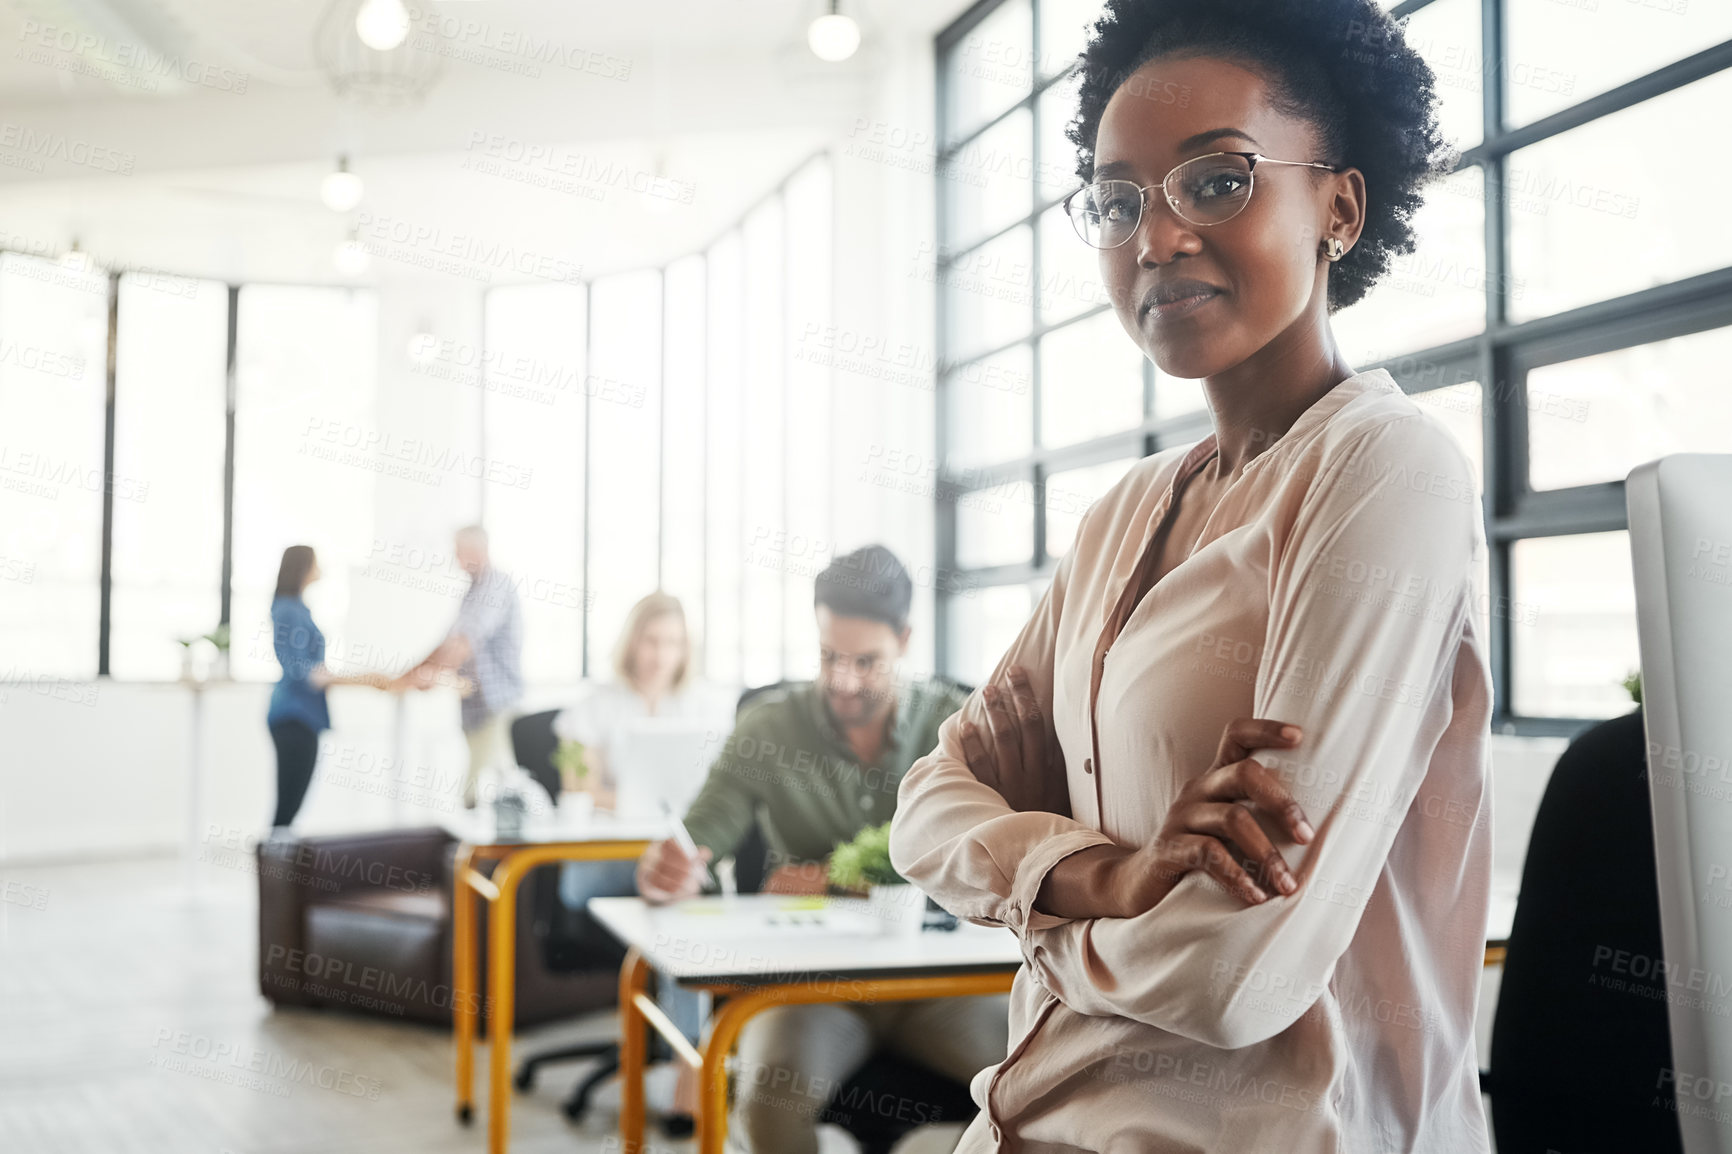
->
[[446, 810, 665, 1154], [589, 894, 1023, 1154]]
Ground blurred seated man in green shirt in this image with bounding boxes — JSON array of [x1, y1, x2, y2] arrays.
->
[[636, 544, 1008, 1154]]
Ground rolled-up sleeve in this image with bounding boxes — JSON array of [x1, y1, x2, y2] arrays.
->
[[1022, 416, 1482, 1049], [890, 509, 1119, 939]]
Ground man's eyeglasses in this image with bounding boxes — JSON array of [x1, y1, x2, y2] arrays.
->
[[1063, 151, 1343, 249]]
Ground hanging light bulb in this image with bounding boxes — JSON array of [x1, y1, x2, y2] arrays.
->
[[334, 231, 371, 276], [808, 0, 860, 62], [355, 0, 411, 52], [407, 327, 440, 365], [321, 155, 364, 212]]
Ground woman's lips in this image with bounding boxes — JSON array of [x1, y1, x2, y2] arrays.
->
[[1145, 288, 1220, 321]]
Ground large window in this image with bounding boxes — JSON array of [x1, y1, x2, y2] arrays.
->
[[0, 254, 109, 679], [110, 274, 228, 679], [933, 0, 1732, 731], [482, 283, 587, 685], [231, 286, 380, 681]]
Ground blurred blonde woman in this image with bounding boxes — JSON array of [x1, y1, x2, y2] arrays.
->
[[552, 591, 735, 810], [552, 591, 733, 911]]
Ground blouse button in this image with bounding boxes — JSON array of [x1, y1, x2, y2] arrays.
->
[[1083, 758, 1093, 775]]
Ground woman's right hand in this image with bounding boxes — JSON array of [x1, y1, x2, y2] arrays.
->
[[1035, 717, 1314, 920], [1118, 718, 1314, 911]]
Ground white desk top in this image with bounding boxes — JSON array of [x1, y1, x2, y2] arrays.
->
[[588, 894, 1024, 986], [439, 808, 667, 849]]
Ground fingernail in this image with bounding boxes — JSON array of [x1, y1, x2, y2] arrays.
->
[[1250, 886, 1269, 902], [1278, 873, 1296, 895], [1297, 820, 1315, 842], [1280, 725, 1301, 741]]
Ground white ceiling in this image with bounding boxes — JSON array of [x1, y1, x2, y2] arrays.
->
[[0, 0, 976, 284]]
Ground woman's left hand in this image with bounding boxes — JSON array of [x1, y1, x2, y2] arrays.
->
[[958, 664, 1072, 818]]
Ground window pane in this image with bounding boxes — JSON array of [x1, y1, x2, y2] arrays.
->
[[0, 253, 107, 678], [944, 0, 1033, 145], [945, 224, 1033, 363], [1039, 310, 1145, 448], [947, 582, 1034, 687], [1508, 71, 1730, 323], [231, 287, 379, 681], [1035, 76, 1082, 202], [706, 233, 744, 685], [1046, 458, 1134, 560], [587, 271, 662, 676], [663, 256, 707, 658], [1037, 0, 1097, 78], [1399, 0, 1482, 153], [944, 106, 1033, 254], [1506, 0, 1732, 128], [956, 478, 1035, 570], [742, 201, 785, 688], [785, 161, 833, 679], [1511, 531, 1639, 719], [1527, 327, 1732, 492], [1038, 203, 1110, 325], [1333, 165, 1485, 365], [947, 345, 1034, 470], [110, 275, 227, 680], [478, 284, 585, 685]]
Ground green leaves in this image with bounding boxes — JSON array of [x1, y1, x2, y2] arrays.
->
[[827, 820, 905, 890]]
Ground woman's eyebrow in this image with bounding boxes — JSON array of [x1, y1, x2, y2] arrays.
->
[[1093, 129, 1265, 180], [1176, 127, 1261, 152]]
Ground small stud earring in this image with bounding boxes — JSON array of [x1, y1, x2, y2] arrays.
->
[[1322, 236, 1345, 262]]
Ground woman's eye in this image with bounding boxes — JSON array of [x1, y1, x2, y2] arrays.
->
[[1100, 193, 1137, 220], [1192, 173, 1247, 201]]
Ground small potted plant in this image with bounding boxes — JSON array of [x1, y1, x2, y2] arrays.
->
[[203, 623, 232, 681], [176, 635, 200, 682], [553, 738, 594, 818], [1623, 669, 1643, 705], [829, 821, 923, 936]]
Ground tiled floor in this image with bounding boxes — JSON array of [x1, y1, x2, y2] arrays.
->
[[0, 855, 689, 1154]]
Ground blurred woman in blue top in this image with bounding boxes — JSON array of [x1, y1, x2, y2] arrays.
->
[[267, 545, 388, 828]]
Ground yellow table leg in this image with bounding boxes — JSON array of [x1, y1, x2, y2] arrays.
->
[[453, 847, 477, 1125], [618, 949, 652, 1154], [486, 856, 525, 1154], [694, 972, 1017, 1154]]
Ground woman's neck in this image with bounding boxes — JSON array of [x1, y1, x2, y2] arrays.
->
[[1202, 333, 1356, 475]]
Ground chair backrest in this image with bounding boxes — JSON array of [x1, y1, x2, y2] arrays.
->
[[1631, 453, 1732, 1153], [1487, 707, 1682, 1153], [509, 709, 563, 806]]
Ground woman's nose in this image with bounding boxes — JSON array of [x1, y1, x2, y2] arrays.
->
[[1132, 191, 1201, 266]]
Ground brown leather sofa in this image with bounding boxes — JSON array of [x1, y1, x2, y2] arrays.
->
[[256, 825, 616, 1028]]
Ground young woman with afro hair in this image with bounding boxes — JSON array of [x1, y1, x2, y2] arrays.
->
[[890, 1, 1494, 1150]]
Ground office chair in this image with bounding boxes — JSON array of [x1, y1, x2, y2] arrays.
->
[[1630, 453, 1732, 1154], [1480, 706, 1683, 1153]]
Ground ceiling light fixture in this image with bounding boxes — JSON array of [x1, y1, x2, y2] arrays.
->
[[334, 230, 371, 276], [321, 155, 364, 212], [807, 0, 860, 63], [354, 0, 410, 52]]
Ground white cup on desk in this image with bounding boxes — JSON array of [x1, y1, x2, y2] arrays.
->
[[869, 882, 927, 938]]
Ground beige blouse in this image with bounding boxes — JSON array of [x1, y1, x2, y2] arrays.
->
[[890, 368, 1494, 1153]]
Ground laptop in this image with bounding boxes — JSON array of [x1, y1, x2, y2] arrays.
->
[[609, 717, 725, 821]]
